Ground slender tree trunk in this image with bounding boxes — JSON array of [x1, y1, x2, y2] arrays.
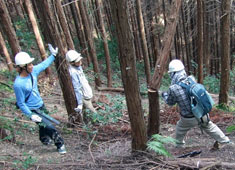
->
[[148, 0, 182, 137], [0, 0, 21, 58], [55, 0, 74, 50], [78, 0, 101, 87], [95, 0, 112, 87], [36, 0, 81, 124], [24, 0, 51, 75], [219, 0, 231, 105], [110, 0, 147, 151], [136, 0, 151, 85], [197, 0, 204, 83], [203, 1, 210, 75], [0, 31, 14, 71]]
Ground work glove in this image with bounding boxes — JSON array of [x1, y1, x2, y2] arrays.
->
[[48, 44, 58, 56], [31, 114, 42, 123], [161, 92, 168, 101], [74, 104, 83, 114]]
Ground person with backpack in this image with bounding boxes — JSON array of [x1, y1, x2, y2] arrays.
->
[[13, 44, 66, 154], [161, 59, 231, 148], [66, 50, 97, 123]]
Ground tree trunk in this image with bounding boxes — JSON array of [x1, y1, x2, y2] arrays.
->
[[24, 0, 51, 75], [0, 31, 14, 71], [219, 0, 231, 105], [55, 0, 74, 50], [203, 1, 210, 75], [78, 0, 101, 87], [95, 0, 112, 87], [110, 0, 147, 151], [36, 0, 81, 124], [148, 0, 182, 137], [0, 0, 21, 58], [197, 0, 204, 83], [136, 0, 151, 85]]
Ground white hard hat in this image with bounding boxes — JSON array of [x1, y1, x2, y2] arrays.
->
[[15, 52, 34, 67], [168, 59, 185, 73], [66, 50, 83, 63]]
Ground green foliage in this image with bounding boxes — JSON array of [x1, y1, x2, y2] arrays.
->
[[0, 116, 15, 141], [86, 94, 125, 125], [147, 134, 177, 157], [14, 18, 37, 52], [13, 153, 37, 170], [203, 74, 220, 94], [160, 73, 171, 91], [226, 125, 235, 133]]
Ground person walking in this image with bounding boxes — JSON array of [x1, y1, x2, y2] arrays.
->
[[66, 50, 97, 123], [161, 59, 231, 147], [13, 44, 66, 154]]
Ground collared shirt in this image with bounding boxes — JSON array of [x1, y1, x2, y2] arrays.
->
[[68, 65, 93, 106], [165, 70, 194, 117], [14, 55, 55, 118]]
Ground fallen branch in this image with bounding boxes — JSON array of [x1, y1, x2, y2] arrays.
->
[[89, 134, 96, 163]]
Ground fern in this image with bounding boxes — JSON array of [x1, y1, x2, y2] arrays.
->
[[147, 134, 177, 157]]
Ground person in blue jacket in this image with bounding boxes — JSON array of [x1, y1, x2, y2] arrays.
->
[[13, 44, 66, 154]]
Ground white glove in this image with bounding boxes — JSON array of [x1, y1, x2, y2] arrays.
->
[[74, 104, 83, 114], [48, 44, 58, 56], [31, 114, 42, 122]]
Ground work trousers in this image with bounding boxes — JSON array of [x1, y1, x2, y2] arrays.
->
[[31, 106, 64, 149], [175, 116, 229, 146], [82, 98, 97, 123]]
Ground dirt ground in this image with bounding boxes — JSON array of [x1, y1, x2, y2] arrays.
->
[[0, 74, 235, 170]]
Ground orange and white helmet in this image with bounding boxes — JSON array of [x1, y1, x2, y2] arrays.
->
[[66, 50, 83, 63], [15, 52, 34, 67]]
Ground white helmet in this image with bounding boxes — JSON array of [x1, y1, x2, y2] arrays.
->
[[168, 59, 185, 73], [66, 50, 83, 63], [15, 52, 34, 67]]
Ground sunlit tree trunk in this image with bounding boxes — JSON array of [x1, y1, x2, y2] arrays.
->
[[110, 0, 147, 151], [24, 0, 51, 75], [219, 0, 231, 105], [0, 0, 21, 58], [0, 31, 14, 71]]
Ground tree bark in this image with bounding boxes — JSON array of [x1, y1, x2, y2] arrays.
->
[[148, 0, 182, 137], [35, 0, 81, 124], [110, 0, 147, 151], [0, 31, 14, 71], [136, 0, 151, 85], [24, 0, 51, 75], [219, 0, 231, 105], [197, 0, 204, 83], [55, 0, 74, 50], [95, 0, 112, 87], [0, 0, 21, 58], [78, 0, 101, 87]]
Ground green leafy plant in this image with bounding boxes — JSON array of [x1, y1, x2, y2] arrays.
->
[[226, 125, 235, 133], [13, 153, 37, 170], [147, 134, 177, 157]]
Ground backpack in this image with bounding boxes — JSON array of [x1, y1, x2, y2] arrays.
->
[[177, 77, 214, 119]]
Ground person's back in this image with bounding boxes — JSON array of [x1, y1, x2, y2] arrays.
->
[[161, 59, 231, 148]]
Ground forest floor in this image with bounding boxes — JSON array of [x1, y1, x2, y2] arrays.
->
[[0, 70, 235, 170]]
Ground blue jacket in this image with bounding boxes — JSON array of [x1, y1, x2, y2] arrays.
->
[[14, 55, 55, 118]]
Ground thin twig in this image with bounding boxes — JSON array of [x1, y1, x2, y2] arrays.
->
[[89, 134, 96, 163]]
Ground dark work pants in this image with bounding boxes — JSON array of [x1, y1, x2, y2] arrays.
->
[[31, 105, 64, 149]]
